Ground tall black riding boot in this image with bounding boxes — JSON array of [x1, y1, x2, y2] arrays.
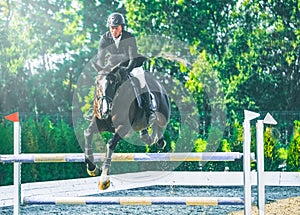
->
[[141, 92, 157, 125]]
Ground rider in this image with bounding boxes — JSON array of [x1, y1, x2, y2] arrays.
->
[[94, 12, 156, 125]]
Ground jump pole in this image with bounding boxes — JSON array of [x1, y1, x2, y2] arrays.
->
[[243, 110, 259, 215], [23, 196, 245, 206], [0, 152, 255, 163], [256, 113, 277, 215], [5, 112, 21, 215]]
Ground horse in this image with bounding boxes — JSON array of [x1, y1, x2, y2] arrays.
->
[[84, 65, 171, 190]]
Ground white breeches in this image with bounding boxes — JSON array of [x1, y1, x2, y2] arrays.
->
[[130, 67, 146, 88]]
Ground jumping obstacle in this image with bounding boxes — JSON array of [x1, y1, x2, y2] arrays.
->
[[0, 152, 255, 163], [23, 196, 245, 205], [3, 111, 277, 215]]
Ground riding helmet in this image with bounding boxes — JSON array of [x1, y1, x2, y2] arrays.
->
[[107, 13, 126, 27]]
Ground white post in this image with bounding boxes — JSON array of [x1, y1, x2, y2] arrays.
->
[[5, 112, 21, 215], [14, 121, 21, 215], [256, 120, 265, 215], [256, 113, 277, 215], [243, 120, 252, 215], [243, 110, 260, 215]]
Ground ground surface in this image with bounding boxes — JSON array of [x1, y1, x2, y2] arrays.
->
[[228, 196, 300, 215]]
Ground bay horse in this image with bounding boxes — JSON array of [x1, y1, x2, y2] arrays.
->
[[84, 64, 171, 190]]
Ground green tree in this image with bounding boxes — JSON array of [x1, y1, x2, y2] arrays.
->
[[0, 120, 13, 185], [287, 121, 300, 171], [264, 126, 285, 171]]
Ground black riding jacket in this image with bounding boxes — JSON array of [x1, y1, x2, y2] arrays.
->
[[96, 30, 139, 72]]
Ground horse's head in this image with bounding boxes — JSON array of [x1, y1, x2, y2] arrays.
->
[[94, 71, 121, 119]]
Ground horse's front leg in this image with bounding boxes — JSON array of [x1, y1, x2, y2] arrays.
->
[[98, 133, 121, 190], [84, 118, 100, 176]]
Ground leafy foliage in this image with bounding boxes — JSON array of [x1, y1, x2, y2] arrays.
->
[[287, 121, 300, 171], [264, 127, 286, 171]]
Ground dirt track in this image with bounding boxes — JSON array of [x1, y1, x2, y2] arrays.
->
[[228, 196, 300, 215]]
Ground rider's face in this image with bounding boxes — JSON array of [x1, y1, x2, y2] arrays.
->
[[110, 25, 122, 38]]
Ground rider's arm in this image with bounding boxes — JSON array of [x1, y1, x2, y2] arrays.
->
[[96, 34, 112, 71], [122, 34, 138, 72]]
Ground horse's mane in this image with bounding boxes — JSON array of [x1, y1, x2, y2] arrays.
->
[[93, 74, 105, 119], [95, 74, 105, 97]]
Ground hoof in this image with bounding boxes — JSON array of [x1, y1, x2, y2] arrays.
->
[[156, 138, 166, 149], [87, 165, 100, 177], [98, 175, 110, 190]]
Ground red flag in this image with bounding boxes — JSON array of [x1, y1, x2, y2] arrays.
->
[[5, 112, 19, 122]]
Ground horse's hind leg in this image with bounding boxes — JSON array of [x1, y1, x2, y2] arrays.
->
[[84, 117, 100, 176]]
